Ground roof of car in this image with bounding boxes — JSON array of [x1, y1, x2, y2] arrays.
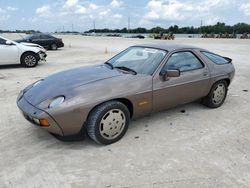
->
[[134, 43, 202, 51]]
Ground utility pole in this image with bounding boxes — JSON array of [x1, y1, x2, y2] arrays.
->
[[128, 16, 130, 33], [72, 24, 74, 33], [200, 20, 203, 35], [93, 20, 96, 33]]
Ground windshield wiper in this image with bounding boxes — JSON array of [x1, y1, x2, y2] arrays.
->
[[104, 62, 113, 69], [114, 66, 137, 75]]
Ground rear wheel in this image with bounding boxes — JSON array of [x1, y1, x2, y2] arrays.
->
[[202, 80, 228, 108], [87, 101, 130, 145], [21, 52, 38, 67], [51, 44, 58, 50]]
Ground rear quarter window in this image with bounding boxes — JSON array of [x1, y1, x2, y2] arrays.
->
[[201, 51, 230, 65]]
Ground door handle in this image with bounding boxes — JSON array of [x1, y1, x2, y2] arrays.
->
[[203, 72, 208, 76]]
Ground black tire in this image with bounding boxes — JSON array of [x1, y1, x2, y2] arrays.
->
[[86, 101, 130, 145], [51, 44, 58, 50], [202, 80, 228, 108], [21, 52, 38, 67]]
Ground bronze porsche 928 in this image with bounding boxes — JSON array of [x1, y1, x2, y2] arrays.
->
[[17, 44, 235, 144]]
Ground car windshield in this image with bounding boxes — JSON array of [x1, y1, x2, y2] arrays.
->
[[24, 35, 32, 40], [106, 47, 167, 75]]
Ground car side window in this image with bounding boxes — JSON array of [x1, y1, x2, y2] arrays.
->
[[0, 38, 6, 45], [32, 34, 41, 39], [163, 51, 203, 72], [201, 51, 229, 65], [41, 34, 50, 39]]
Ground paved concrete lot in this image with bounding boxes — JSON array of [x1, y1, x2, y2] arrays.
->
[[0, 35, 250, 188]]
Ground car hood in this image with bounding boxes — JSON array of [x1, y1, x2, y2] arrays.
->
[[24, 65, 123, 105], [21, 42, 42, 48], [14, 42, 45, 53]]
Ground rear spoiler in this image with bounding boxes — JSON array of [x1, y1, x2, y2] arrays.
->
[[223, 57, 232, 63]]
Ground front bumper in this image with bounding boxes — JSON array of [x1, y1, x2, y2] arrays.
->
[[17, 96, 64, 136], [57, 42, 64, 48], [38, 52, 47, 61]]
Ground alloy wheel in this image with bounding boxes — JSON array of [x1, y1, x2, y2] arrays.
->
[[99, 109, 126, 140], [212, 83, 226, 105], [24, 55, 36, 66]]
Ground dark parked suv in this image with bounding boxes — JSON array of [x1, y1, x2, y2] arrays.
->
[[16, 33, 64, 50]]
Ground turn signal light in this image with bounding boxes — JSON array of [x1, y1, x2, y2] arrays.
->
[[39, 119, 50, 127]]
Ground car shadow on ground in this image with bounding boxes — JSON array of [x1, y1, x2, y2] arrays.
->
[[29, 100, 205, 149], [0, 64, 23, 69], [46, 48, 64, 52], [0, 63, 48, 70], [29, 126, 98, 148]]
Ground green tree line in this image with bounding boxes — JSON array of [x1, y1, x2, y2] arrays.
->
[[85, 22, 250, 34], [1, 22, 249, 34]]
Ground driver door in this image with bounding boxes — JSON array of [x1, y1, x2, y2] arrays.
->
[[0, 38, 19, 65], [153, 50, 211, 112], [30, 34, 42, 45], [39, 34, 52, 48]]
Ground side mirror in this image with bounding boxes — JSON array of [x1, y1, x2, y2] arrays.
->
[[160, 69, 180, 81], [167, 69, 180, 77], [6, 40, 14, 45]]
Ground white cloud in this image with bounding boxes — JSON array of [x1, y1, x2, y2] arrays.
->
[[21, 17, 39, 23], [36, 5, 51, 17], [140, 0, 238, 27], [89, 3, 99, 10], [144, 0, 193, 21], [99, 9, 111, 16], [114, 14, 122, 19], [62, 0, 100, 15], [110, 0, 124, 8], [146, 11, 159, 20], [6, 6, 18, 11], [0, 8, 6, 13], [197, 0, 231, 12], [75, 6, 86, 14], [240, 3, 250, 16], [60, 0, 123, 24], [204, 16, 221, 25], [0, 6, 18, 22], [64, 0, 79, 8], [0, 7, 11, 21]]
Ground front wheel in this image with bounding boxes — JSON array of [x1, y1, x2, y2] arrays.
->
[[87, 101, 130, 145], [21, 52, 38, 67], [202, 80, 228, 108]]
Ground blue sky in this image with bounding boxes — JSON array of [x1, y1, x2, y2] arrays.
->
[[0, 0, 250, 32]]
